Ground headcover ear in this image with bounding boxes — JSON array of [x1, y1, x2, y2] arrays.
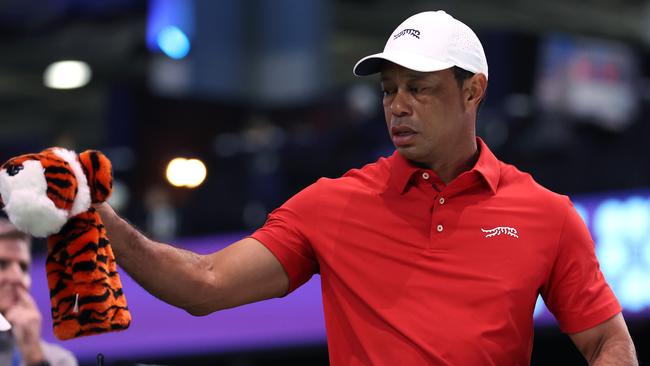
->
[[78, 150, 112, 203]]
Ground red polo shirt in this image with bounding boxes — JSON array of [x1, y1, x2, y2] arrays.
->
[[251, 138, 620, 365]]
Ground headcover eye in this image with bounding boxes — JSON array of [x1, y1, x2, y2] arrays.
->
[[5, 163, 24, 176]]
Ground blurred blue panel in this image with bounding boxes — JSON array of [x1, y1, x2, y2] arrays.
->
[[191, 0, 245, 98], [250, 0, 329, 104], [256, 0, 327, 53], [593, 195, 650, 312]]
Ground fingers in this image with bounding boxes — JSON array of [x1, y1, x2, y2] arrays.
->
[[13, 286, 37, 309], [94, 202, 117, 222], [93, 201, 113, 212], [4, 287, 42, 350], [6, 295, 45, 364], [5, 286, 41, 323]]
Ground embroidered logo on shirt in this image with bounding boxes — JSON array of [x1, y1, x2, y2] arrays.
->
[[481, 227, 519, 238]]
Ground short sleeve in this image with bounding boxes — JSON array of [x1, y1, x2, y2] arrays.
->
[[541, 201, 621, 334], [249, 190, 319, 295]]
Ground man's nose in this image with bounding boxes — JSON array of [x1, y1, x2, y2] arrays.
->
[[390, 89, 412, 117], [3, 262, 24, 281]]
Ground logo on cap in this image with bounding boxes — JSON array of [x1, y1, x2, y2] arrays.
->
[[393, 28, 420, 40]]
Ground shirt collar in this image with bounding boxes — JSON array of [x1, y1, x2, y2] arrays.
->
[[389, 137, 500, 195], [473, 137, 500, 194]]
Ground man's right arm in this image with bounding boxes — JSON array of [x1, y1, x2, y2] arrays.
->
[[95, 203, 289, 315]]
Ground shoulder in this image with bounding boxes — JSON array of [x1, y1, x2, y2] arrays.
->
[[497, 161, 571, 211], [282, 156, 391, 212], [321, 155, 392, 193], [41, 340, 78, 366], [298, 155, 391, 196]]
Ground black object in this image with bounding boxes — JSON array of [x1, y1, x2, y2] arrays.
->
[[97, 353, 104, 366]]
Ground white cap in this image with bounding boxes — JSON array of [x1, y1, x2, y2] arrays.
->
[[353, 11, 488, 79]]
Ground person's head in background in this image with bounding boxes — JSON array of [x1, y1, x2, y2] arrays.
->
[[0, 217, 32, 315]]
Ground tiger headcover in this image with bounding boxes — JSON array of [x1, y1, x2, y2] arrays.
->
[[0, 147, 131, 340]]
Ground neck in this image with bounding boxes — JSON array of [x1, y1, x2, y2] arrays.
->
[[428, 137, 479, 185]]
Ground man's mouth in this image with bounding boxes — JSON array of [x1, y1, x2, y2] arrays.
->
[[391, 126, 417, 146]]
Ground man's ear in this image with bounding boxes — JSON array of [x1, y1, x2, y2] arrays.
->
[[465, 73, 488, 106]]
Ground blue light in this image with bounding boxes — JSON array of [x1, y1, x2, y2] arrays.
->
[[147, 0, 194, 52], [157, 25, 191, 59], [618, 268, 650, 312]]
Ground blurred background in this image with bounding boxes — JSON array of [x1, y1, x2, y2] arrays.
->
[[1, 0, 649, 364]]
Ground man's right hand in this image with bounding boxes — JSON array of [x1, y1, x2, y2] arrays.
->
[[5, 286, 47, 365]]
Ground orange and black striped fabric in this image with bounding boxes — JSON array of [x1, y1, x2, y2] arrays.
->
[[1, 148, 131, 340]]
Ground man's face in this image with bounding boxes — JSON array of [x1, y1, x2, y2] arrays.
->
[[0, 238, 31, 313], [381, 63, 471, 167]]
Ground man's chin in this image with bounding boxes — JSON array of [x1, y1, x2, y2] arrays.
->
[[396, 146, 427, 164], [396, 145, 416, 155]]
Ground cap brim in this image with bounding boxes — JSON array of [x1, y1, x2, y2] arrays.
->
[[353, 51, 454, 76]]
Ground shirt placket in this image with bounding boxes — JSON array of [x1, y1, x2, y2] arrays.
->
[[419, 170, 450, 250]]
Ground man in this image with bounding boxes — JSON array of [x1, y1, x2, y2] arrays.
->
[[95, 10, 638, 365], [0, 218, 77, 366]]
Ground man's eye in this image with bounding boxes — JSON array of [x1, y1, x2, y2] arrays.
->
[[0, 259, 8, 270], [382, 89, 395, 96], [412, 85, 432, 94]]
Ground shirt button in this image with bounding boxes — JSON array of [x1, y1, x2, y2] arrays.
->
[[439, 197, 445, 205], [437, 224, 443, 232], [422, 172, 430, 180]]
